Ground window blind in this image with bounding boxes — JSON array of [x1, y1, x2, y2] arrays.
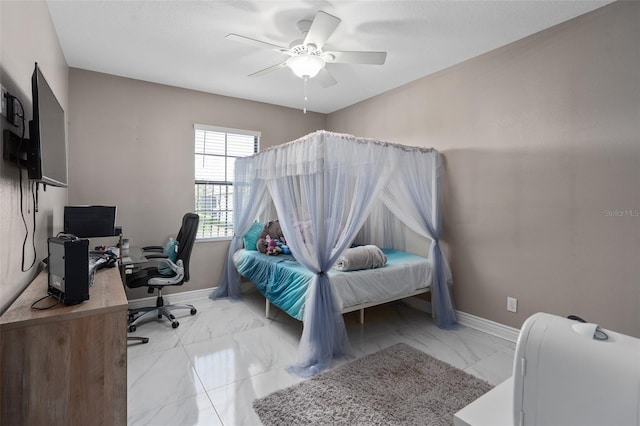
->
[[194, 125, 259, 239]]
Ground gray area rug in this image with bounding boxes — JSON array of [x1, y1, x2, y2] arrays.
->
[[253, 343, 492, 425]]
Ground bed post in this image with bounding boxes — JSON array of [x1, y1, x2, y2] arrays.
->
[[265, 298, 271, 319], [359, 308, 364, 324]]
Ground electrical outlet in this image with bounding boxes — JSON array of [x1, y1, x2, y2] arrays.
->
[[1, 85, 7, 118], [507, 296, 518, 313]]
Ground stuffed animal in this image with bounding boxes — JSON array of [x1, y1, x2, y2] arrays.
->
[[276, 237, 291, 254], [265, 235, 282, 255], [257, 220, 285, 253]]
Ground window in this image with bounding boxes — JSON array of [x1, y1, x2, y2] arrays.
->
[[194, 125, 259, 240]]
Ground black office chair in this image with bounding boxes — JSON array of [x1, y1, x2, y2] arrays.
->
[[126, 213, 199, 331]]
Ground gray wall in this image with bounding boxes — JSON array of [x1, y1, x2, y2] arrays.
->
[[68, 69, 326, 299], [327, 2, 640, 337], [0, 1, 69, 313]]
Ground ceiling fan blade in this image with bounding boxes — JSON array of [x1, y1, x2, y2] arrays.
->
[[315, 68, 337, 88], [304, 11, 341, 49], [226, 33, 288, 53], [249, 62, 288, 77], [325, 50, 387, 65]]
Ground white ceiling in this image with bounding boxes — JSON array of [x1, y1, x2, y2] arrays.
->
[[47, 0, 611, 114]]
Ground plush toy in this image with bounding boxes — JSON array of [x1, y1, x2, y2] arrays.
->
[[265, 235, 282, 255], [257, 220, 285, 253], [276, 237, 291, 254]]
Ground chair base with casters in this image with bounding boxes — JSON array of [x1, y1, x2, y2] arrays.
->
[[127, 286, 197, 331]]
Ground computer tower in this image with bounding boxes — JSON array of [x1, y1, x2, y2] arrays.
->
[[47, 236, 90, 305]]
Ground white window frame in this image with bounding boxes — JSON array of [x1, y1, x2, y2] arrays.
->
[[194, 124, 260, 241]]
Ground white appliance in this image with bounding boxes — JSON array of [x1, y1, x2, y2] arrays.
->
[[455, 313, 640, 426], [513, 313, 640, 426]]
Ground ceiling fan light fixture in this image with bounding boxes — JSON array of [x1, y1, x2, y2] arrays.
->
[[288, 54, 325, 78]]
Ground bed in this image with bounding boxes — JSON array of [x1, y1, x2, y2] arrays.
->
[[233, 248, 433, 323], [213, 130, 456, 376]]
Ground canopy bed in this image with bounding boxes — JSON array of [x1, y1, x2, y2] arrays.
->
[[212, 130, 457, 376]]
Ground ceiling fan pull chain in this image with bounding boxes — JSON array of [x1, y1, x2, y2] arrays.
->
[[303, 76, 309, 114]]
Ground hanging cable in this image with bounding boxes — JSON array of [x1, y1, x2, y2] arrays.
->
[[10, 96, 37, 272], [30, 181, 38, 261]]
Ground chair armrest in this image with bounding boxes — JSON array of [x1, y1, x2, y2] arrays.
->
[[142, 246, 167, 259], [145, 253, 168, 259], [148, 260, 184, 285], [142, 246, 164, 252]]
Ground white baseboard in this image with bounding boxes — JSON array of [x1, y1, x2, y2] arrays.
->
[[456, 310, 520, 343], [127, 287, 214, 309], [404, 296, 519, 343], [128, 288, 520, 343]]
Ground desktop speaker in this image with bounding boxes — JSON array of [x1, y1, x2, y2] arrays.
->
[[47, 236, 90, 305]]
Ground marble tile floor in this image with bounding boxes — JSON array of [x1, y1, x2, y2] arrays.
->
[[126, 289, 516, 426]]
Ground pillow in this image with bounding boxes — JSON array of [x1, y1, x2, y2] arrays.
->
[[158, 238, 179, 275], [243, 222, 264, 251], [333, 245, 387, 271]]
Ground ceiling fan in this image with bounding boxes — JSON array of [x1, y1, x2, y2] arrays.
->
[[226, 11, 387, 88]]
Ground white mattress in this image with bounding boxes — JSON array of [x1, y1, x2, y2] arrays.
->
[[329, 251, 432, 310]]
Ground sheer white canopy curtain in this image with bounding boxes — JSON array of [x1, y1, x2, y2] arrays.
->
[[382, 151, 457, 328], [211, 159, 268, 300], [212, 131, 457, 376]]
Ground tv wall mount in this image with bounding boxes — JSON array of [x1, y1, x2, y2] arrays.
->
[[3, 129, 29, 163]]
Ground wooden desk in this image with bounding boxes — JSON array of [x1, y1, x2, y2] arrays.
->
[[0, 267, 127, 425]]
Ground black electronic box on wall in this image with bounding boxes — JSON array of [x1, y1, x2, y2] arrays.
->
[[47, 236, 89, 305]]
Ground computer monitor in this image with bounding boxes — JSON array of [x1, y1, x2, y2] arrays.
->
[[63, 206, 117, 238]]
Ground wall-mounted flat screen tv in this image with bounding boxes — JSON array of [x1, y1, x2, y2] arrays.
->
[[27, 62, 68, 187]]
